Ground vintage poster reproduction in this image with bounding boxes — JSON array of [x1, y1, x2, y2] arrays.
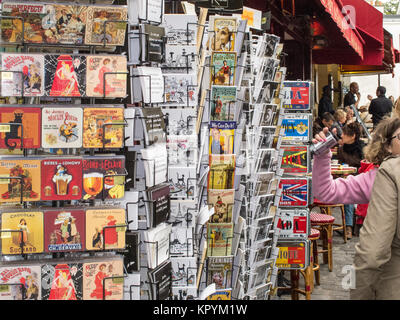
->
[[0, 107, 41, 150], [206, 256, 233, 289], [207, 289, 232, 300], [82, 259, 124, 300], [1, 211, 43, 255], [86, 55, 127, 98], [170, 226, 193, 257], [282, 81, 311, 111], [166, 135, 197, 167], [1, 2, 47, 44], [210, 86, 237, 121], [281, 145, 310, 174], [162, 45, 197, 73], [85, 208, 126, 251], [43, 209, 85, 253], [208, 189, 234, 223], [209, 121, 235, 155], [278, 178, 309, 207], [48, 4, 87, 44], [171, 257, 197, 287], [211, 52, 236, 86], [208, 16, 237, 52], [207, 223, 233, 257], [41, 107, 83, 149], [82, 156, 125, 200], [0, 159, 41, 202], [168, 166, 196, 199], [83, 107, 124, 149], [41, 158, 82, 201], [1, 53, 44, 97], [275, 240, 309, 270], [274, 209, 309, 239], [0, 265, 41, 300], [280, 114, 311, 143], [208, 154, 235, 190], [44, 55, 86, 97], [41, 263, 83, 300], [161, 73, 197, 107], [163, 14, 197, 45], [85, 6, 127, 46]]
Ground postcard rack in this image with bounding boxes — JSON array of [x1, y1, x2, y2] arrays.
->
[[0, 0, 138, 301]]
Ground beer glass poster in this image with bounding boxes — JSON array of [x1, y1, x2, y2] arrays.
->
[[41, 158, 82, 201]]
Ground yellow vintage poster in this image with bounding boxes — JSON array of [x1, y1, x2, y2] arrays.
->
[[1, 211, 44, 255], [208, 154, 235, 190], [82, 259, 124, 300], [85, 208, 126, 251], [82, 107, 124, 148], [0, 159, 41, 202]]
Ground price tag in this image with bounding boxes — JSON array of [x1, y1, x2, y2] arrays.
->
[[112, 277, 124, 284], [0, 125, 10, 132], [0, 174, 10, 185], [116, 225, 126, 232], [116, 73, 127, 80], [0, 285, 9, 292], [0, 231, 11, 238], [1, 72, 13, 80]]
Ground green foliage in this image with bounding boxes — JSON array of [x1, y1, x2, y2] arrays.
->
[[384, 0, 400, 15]]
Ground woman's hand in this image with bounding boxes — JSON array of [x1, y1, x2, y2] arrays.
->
[[312, 127, 337, 144]]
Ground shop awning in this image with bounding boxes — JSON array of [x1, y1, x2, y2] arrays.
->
[[340, 28, 397, 75], [341, 0, 384, 66], [312, 0, 365, 64]]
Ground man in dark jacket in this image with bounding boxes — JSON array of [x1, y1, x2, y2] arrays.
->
[[369, 86, 393, 129], [344, 82, 361, 109], [318, 85, 334, 117]]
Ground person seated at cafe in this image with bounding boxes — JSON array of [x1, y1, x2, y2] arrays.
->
[[344, 106, 355, 124], [332, 109, 347, 138], [337, 122, 365, 239], [313, 112, 335, 137]]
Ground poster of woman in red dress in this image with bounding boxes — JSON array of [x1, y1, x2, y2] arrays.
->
[[89, 264, 112, 299], [104, 215, 118, 246], [45, 54, 86, 97], [48, 264, 78, 300]]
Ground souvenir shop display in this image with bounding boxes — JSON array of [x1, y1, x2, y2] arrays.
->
[[0, 0, 314, 301]]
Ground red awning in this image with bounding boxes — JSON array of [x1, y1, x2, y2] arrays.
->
[[319, 0, 365, 59], [341, 0, 384, 65]]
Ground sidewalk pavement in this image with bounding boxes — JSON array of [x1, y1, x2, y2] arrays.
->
[[277, 207, 358, 300]]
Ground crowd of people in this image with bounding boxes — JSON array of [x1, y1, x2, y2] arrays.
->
[[312, 81, 400, 299]]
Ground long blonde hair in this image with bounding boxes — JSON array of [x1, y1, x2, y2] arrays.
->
[[364, 117, 400, 165]]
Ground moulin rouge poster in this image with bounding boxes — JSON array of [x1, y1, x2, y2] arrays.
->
[[0, 265, 41, 300], [41, 107, 83, 149], [1, 53, 44, 97], [41, 158, 82, 201], [44, 209, 85, 253]]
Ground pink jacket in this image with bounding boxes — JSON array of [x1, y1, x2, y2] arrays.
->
[[312, 150, 378, 205]]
